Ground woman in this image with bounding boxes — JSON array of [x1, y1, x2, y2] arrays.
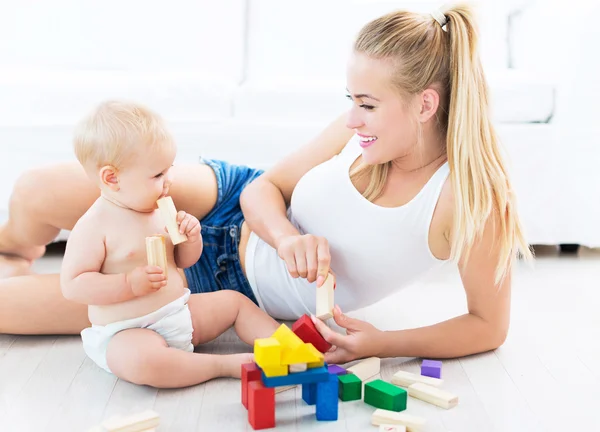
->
[[0, 4, 531, 364]]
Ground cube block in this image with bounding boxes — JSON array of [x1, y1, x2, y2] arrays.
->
[[338, 373, 362, 401], [421, 359, 442, 379], [292, 314, 332, 353], [364, 379, 407, 412]]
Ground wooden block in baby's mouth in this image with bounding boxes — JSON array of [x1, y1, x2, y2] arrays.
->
[[157, 196, 187, 245]]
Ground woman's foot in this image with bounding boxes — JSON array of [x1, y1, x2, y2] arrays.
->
[[0, 245, 46, 278]]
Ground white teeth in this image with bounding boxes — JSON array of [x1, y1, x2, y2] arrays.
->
[[361, 136, 377, 142]]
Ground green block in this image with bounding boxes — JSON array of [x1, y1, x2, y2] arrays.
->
[[364, 379, 407, 412], [338, 373, 362, 401]]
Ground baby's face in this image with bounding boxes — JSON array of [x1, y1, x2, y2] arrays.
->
[[115, 145, 176, 213]]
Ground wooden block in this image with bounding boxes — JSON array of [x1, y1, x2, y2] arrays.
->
[[254, 337, 282, 367], [101, 409, 160, 432], [156, 196, 187, 245], [261, 364, 288, 378], [281, 342, 322, 365], [420, 359, 442, 378], [292, 314, 332, 353], [272, 324, 304, 350], [391, 370, 444, 388], [379, 425, 407, 432], [241, 363, 262, 409], [289, 363, 308, 373], [248, 381, 275, 430], [371, 409, 426, 432], [346, 357, 380, 381], [364, 379, 407, 412], [408, 382, 458, 409], [316, 373, 339, 421], [338, 373, 362, 401], [146, 235, 168, 278], [315, 274, 335, 320]]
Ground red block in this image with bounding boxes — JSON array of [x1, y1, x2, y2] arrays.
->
[[242, 362, 262, 409], [248, 380, 275, 430], [292, 314, 332, 353]]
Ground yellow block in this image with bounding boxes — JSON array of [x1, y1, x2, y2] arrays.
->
[[272, 324, 304, 351], [308, 359, 325, 369], [254, 337, 281, 368], [281, 342, 323, 365], [262, 364, 288, 378]]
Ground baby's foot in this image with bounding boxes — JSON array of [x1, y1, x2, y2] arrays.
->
[[223, 353, 255, 378]]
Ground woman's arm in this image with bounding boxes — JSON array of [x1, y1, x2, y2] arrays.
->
[[313, 211, 511, 362], [240, 113, 353, 249], [240, 113, 354, 284]]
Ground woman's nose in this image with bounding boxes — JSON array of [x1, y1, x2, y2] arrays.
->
[[345, 107, 364, 130]]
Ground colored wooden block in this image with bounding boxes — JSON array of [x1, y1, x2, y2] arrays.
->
[[371, 409, 427, 431], [307, 358, 325, 369], [391, 370, 443, 388], [347, 357, 381, 381], [316, 274, 335, 320], [156, 196, 187, 245], [261, 365, 329, 387], [261, 364, 288, 378], [365, 379, 407, 412], [302, 382, 317, 405], [272, 324, 304, 351], [281, 342, 323, 365], [248, 381, 275, 430], [420, 359, 442, 379], [292, 314, 332, 353], [316, 373, 339, 421], [327, 364, 347, 375], [408, 383, 458, 409], [254, 337, 282, 367], [242, 363, 262, 409], [338, 373, 362, 401]]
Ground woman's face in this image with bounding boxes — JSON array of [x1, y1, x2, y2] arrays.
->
[[345, 52, 420, 166]]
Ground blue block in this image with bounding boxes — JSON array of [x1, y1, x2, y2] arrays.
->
[[302, 382, 317, 405], [261, 366, 329, 388], [316, 373, 339, 421]]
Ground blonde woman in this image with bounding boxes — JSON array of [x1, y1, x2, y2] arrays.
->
[[0, 4, 531, 364]]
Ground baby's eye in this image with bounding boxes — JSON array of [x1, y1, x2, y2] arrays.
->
[[154, 173, 164, 179]]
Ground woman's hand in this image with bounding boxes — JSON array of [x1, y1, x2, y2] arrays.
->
[[311, 305, 385, 364], [276, 234, 332, 287]]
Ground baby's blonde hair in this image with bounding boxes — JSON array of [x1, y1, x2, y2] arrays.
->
[[73, 100, 175, 170], [351, 3, 533, 283]]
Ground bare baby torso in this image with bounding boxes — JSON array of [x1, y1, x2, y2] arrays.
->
[[88, 201, 186, 325]]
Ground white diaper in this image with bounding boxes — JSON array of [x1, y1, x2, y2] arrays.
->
[[81, 289, 194, 373]]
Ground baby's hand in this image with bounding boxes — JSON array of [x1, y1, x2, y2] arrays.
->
[[127, 266, 167, 297], [176, 211, 201, 243]]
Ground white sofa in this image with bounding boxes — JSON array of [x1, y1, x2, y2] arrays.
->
[[0, 0, 596, 247]]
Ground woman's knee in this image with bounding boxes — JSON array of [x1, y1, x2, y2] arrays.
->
[[9, 167, 55, 212]]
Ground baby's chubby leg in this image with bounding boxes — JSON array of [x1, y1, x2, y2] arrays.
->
[[105, 328, 253, 388], [188, 290, 280, 347]]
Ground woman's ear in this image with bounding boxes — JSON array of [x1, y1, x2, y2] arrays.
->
[[100, 165, 120, 191], [418, 88, 440, 123]]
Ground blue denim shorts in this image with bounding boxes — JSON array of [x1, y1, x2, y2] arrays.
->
[[183, 158, 263, 305]]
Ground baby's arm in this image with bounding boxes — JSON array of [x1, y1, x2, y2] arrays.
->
[[60, 219, 157, 305], [173, 211, 203, 269]]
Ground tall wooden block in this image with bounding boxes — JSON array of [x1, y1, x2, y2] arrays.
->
[[146, 235, 168, 278], [241, 363, 262, 409], [316, 373, 339, 421], [156, 196, 188, 245], [315, 274, 335, 320], [248, 381, 275, 430]]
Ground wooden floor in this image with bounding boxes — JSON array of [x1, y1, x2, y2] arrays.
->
[[0, 245, 598, 431]]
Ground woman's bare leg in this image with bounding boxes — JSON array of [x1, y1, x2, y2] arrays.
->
[[0, 161, 219, 278], [0, 162, 98, 277], [0, 273, 90, 335]]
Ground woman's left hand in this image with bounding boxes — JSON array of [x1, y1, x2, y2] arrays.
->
[[311, 305, 384, 364]]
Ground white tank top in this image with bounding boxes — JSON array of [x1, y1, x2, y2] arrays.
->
[[245, 135, 450, 320]]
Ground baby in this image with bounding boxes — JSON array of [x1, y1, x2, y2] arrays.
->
[[60, 100, 279, 388]]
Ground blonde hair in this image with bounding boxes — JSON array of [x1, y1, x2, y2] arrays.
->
[[351, 3, 533, 282], [73, 100, 175, 170]]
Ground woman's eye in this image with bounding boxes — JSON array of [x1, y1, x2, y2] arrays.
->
[[360, 104, 375, 111]]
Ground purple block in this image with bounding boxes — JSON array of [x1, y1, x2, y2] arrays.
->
[[327, 364, 347, 376], [421, 359, 442, 379]]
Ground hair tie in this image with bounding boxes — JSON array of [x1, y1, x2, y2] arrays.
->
[[431, 9, 448, 32]]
